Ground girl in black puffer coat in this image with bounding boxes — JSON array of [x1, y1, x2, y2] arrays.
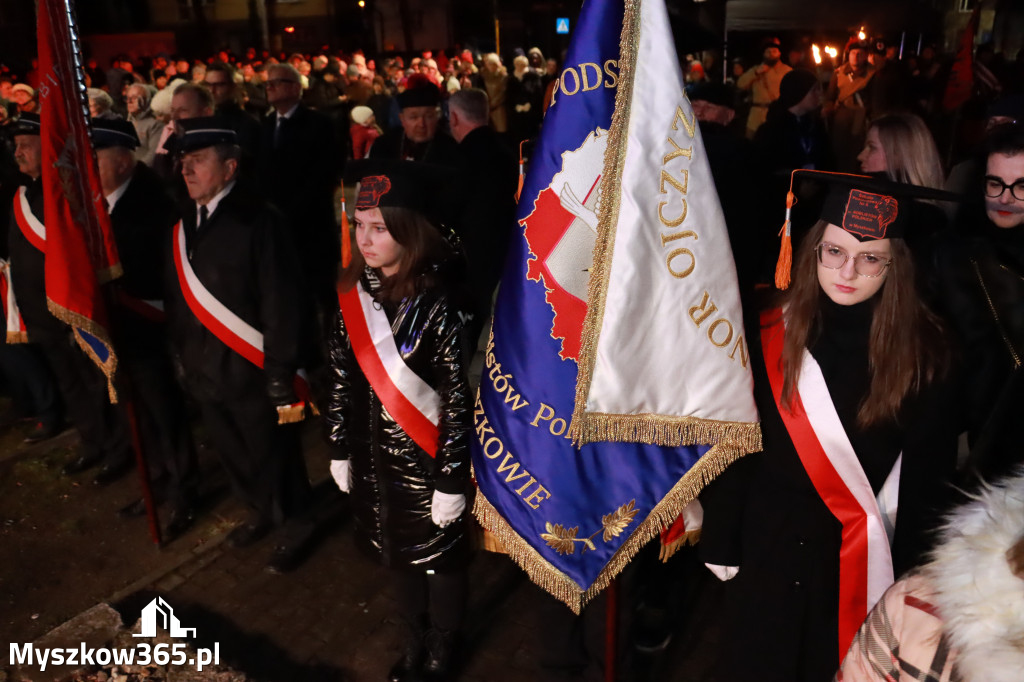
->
[[327, 160, 472, 682]]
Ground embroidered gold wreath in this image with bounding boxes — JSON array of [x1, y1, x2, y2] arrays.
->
[[540, 500, 638, 555]]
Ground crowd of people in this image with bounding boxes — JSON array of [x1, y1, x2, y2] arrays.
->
[[1, 31, 1023, 682]]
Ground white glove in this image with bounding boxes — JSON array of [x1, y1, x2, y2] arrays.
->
[[330, 460, 350, 493], [431, 490, 466, 527], [705, 563, 739, 581]]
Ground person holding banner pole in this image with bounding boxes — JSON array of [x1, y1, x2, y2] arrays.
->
[[6, 113, 133, 484], [327, 160, 472, 682], [698, 172, 960, 681]]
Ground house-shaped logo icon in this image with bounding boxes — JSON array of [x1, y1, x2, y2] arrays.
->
[[132, 597, 197, 638]]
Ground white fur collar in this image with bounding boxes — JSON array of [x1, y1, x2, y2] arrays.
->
[[926, 471, 1024, 682]]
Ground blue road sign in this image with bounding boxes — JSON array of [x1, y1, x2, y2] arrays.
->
[[556, 17, 570, 34]]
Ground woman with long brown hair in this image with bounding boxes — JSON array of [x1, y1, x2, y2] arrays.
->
[[327, 160, 472, 682], [698, 173, 960, 682]]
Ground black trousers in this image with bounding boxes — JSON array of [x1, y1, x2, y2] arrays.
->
[[195, 394, 311, 525], [392, 565, 467, 633], [29, 325, 129, 465], [119, 350, 199, 511], [0, 342, 61, 426]]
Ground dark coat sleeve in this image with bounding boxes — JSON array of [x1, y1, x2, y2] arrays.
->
[[257, 210, 306, 405], [890, 367, 961, 576], [326, 307, 352, 461]]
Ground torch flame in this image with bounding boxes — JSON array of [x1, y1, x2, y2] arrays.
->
[[858, 30, 866, 41], [812, 44, 822, 65]]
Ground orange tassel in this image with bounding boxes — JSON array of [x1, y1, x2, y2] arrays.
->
[[340, 183, 352, 268], [515, 140, 526, 203], [774, 190, 795, 290]]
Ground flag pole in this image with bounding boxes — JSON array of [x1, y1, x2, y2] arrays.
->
[[41, 0, 161, 546], [604, 577, 618, 682], [124, 385, 163, 546]]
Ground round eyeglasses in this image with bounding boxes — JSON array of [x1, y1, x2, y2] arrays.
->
[[817, 242, 891, 277], [984, 176, 1024, 201]]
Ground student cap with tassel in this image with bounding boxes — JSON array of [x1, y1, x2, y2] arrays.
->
[[774, 170, 961, 289]]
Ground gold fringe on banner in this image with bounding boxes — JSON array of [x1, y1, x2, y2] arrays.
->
[[7, 331, 28, 344], [472, 440, 749, 614], [568, 0, 641, 447], [573, 413, 762, 452], [48, 297, 119, 403]]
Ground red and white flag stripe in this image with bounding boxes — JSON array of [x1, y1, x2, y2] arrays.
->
[[337, 282, 441, 457], [13, 187, 46, 252]]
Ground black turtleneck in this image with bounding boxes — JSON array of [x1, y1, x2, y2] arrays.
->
[[809, 297, 903, 494], [987, 222, 1024, 275]]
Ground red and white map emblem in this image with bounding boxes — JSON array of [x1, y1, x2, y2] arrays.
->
[[522, 128, 607, 361]]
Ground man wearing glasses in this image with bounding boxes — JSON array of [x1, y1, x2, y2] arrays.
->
[[258, 63, 342, 317], [936, 123, 1024, 483], [204, 62, 261, 163]]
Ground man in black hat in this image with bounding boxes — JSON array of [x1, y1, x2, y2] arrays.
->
[[368, 83, 462, 167], [258, 62, 342, 314], [165, 117, 313, 554], [93, 118, 199, 538], [736, 37, 792, 139], [7, 113, 133, 484]]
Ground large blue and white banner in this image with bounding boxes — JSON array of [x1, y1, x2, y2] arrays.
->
[[472, 0, 760, 612]]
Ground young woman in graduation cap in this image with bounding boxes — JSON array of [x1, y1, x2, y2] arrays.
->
[[698, 172, 960, 682], [326, 159, 472, 682]]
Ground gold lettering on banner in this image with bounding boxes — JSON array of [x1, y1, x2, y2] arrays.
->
[[560, 67, 581, 96], [603, 60, 619, 88], [658, 169, 689, 228], [708, 318, 734, 347], [671, 105, 696, 138], [663, 138, 693, 165], [658, 109, 699, 281], [529, 402, 573, 440], [688, 291, 718, 327], [580, 63, 603, 91], [666, 248, 695, 279], [474, 394, 552, 510], [550, 61, 619, 107], [728, 334, 749, 368], [687, 290, 748, 367]]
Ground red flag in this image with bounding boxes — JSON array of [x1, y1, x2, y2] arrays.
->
[[37, 0, 122, 397], [942, 5, 980, 111]]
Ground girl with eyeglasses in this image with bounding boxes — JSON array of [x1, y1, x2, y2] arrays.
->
[[698, 173, 959, 682]]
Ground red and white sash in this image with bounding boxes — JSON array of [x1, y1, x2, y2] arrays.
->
[[171, 222, 314, 410], [0, 259, 27, 343], [13, 187, 46, 253], [337, 282, 442, 457], [760, 310, 897, 662]]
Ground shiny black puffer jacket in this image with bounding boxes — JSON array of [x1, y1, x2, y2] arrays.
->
[[326, 272, 472, 570]]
